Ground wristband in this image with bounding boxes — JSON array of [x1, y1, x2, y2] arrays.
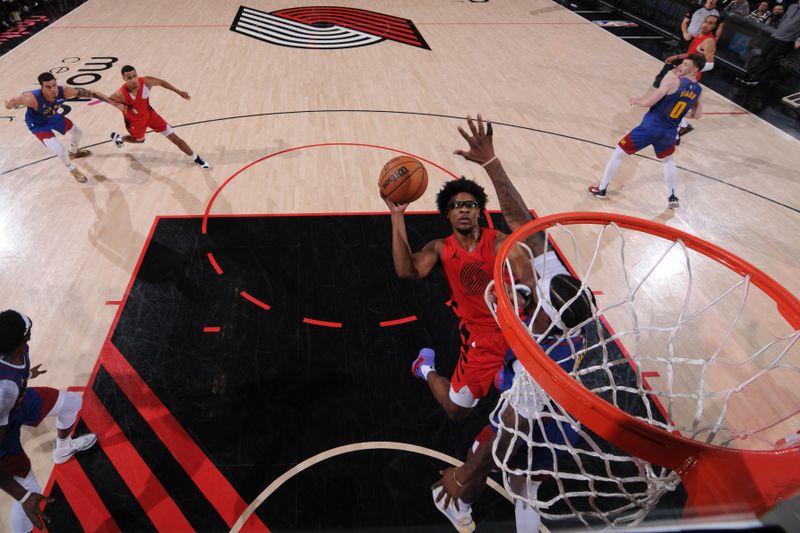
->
[[19, 491, 32, 504], [481, 156, 498, 167]]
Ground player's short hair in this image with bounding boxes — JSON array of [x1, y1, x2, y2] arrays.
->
[[121, 65, 136, 75], [37, 72, 56, 85], [435, 177, 488, 215], [0, 310, 30, 354], [549, 275, 596, 330], [686, 53, 706, 72]]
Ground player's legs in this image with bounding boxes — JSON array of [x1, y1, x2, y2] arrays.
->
[[412, 348, 473, 420], [9, 470, 40, 533], [38, 389, 97, 463], [510, 475, 542, 533], [662, 155, 679, 208], [35, 131, 87, 183], [148, 111, 210, 168], [589, 130, 639, 198]]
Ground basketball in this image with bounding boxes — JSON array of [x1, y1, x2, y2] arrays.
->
[[378, 156, 428, 204]]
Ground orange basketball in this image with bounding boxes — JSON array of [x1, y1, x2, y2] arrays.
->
[[378, 156, 428, 204]]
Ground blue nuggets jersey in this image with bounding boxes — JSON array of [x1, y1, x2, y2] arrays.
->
[[643, 77, 702, 130], [25, 87, 67, 132], [0, 348, 29, 411]]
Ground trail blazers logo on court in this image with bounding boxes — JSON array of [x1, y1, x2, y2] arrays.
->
[[230, 6, 430, 50]]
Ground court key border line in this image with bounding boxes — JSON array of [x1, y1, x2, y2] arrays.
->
[[1, 109, 796, 215]]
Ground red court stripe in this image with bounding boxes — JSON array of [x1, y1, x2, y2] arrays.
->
[[80, 389, 194, 532], [379, 315, 418, 327], [641, 371, 661, 378], [207, 252, 223, 275], [203, 326, 221, 333], [240, 291, 271, 311], [50, 459, 119, 533], [105, 300, 122, 305], [303, 317, 343, 328], [100, 342, 269, 531], [66, 386, 85, 392]]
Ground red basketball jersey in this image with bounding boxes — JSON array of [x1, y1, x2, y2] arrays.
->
[[120, 78, 152, 121], [441, 228, 499, 327], [686, 33, 715, 81]]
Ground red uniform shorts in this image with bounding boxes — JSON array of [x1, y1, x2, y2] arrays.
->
[[450, 322, 509, 405], [124, 108, 169, 140]]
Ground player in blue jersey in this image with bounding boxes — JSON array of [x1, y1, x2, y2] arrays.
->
[[4, 72, 123, 183], [588, 53, 706, 209], [0, 310, 97, 532]]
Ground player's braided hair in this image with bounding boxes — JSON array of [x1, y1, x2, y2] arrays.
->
[[549, 275, 596, 330], [435, 177, 488, 216], [0, 310, 27, 354]]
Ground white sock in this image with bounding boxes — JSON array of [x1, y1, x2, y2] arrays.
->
[[679, 118, 689, 128], [663, 155, 678, 197], [599, 146, 627, 191], [421, 365, 433, 381], [43, 136, 71, 167], [68, 124, 83, 153], [190, 152, 198, 160], [515, 499, 541, 532]]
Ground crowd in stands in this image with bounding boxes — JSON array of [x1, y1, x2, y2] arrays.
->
[[710, 0, 789, 27]]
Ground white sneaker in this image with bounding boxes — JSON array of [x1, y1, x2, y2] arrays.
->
[[432, 486, 476, 533], [53, 433, 97, 464], [111, 132, 124, 148]]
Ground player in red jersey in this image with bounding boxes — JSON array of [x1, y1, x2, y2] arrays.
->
[[384, 116, 591, 422], [108, 65, 210, 169]]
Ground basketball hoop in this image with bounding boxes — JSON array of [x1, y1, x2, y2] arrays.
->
[[490, 211, 800, 523]]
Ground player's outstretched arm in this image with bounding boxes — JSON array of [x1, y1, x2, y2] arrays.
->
[[629, 78, 674, 108], [145, 76, 190, 100], [3, 92, 36, 110], [383, 196, 438, 279], [454, 114, 546, 256], [64, 86, 126, 112]]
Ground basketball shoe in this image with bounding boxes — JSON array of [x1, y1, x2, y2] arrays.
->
[[68, 148, 91, 159], [69, 166, 87, 183], [111, 132, 124, 148], [411, 347, 435, 380], [432, 486, 476, 533], [194, 155, 211, 169], [668, 195, 680, 209], [587, 185, 607, 199], [53, 433, 97, 464]]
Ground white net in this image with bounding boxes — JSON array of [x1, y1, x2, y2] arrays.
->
[[486, 219, 800, 527]]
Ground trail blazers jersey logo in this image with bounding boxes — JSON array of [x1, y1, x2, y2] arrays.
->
[[460, 262, 491, 296], [230, 5, 430, 50]]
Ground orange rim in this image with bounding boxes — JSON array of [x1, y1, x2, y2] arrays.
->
[[493, 211, 800, 517]]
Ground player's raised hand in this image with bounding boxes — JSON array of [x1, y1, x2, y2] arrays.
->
[[454, 113, 496, 166], [178, 90, 190, 100], [29, 364, 47, 379], [381, 195, 409, 214]]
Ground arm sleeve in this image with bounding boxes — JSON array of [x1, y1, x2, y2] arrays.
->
[[0, 380, 20, 426]]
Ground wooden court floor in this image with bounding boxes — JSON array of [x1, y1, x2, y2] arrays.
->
[[1, 0, 799, 530]]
